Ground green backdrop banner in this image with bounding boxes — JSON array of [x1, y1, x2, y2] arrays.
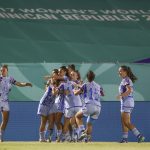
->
[[0, 0, 150, 63], [1, 63, 149, 101]]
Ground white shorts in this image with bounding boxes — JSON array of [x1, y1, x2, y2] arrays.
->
[[82, 103, 101, 120], [37, 104, 50, 117], [49, 103, 57, 114], [55, 96, 64, 113], [121, 98, 134, 114], [64, 106, 82, 118], [121, 105, 134, 113], [0, 101, 10, 112]]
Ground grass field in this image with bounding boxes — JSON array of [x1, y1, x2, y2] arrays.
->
[[0, 142, 150, 150]]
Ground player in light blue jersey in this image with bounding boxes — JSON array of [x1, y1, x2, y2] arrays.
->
[[38, 76, 58, 142], [45, 69, 59, 142], [74, 71, 104, 142], [0, 64, 32, 142], [54, 66, 69, 142], [67, 64, 75, 80], [117, 66, 145, 143], [69, 70, 83, 142]]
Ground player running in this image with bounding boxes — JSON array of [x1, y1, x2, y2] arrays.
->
[[74, 70, 104, 142]]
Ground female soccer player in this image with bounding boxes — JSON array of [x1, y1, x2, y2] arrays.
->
[[75, 71, 104, 142], [37, 76, 58, 142], [0, 64, 32, 142], [69, 70, 83, 142], [67, 64, 75, 79], [46, 70, 59, 142], [54, 66, 68, 142], [117, 65, 145, 143], [62, 70, 83, 142]]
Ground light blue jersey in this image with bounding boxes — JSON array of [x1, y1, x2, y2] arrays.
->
[[39, 85, 55, 108], [64, 80, 75, 109], [71, 81, 82, 107], [55, 82, 65, 112], [119, 77, 134, 100], [81, 81, 102, 107], [119, 77, 134, 113], [0, 76, 16, 102]]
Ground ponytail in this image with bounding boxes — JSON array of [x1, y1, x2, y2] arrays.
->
[[121, 66, 137, 83]]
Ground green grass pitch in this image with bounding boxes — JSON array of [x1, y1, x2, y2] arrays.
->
[[0, 142, 150, 150]]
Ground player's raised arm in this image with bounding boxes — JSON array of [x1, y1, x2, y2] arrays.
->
[[15, 81, 32, 87]]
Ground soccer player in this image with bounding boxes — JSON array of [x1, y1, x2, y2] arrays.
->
[[0, 64, 32, 142], [74, 71, 104, 142], [46, 79, 59, 142], [69, 70, 83, 142], [67, 64, 75, 79], [117, 65, 145, 143], [61, 70, 83, 142], [37, 76, 57, 142], [54, 66, 68, 142]]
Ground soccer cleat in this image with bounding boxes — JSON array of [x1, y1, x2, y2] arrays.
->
[[87, 135, 92, 142], [0, 134, 3, 142], [138, 135, 145, 143], [39, 139, 47, 142], [47, 136, 52, 142], [65, 134, 72, 142], [56, 137, 61, 142], [78, 132, 87, 141], [120, 138, 128, 143], [73, 133, 78, 142]]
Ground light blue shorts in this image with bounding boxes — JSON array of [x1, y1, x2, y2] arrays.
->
[[121, 98, 134, 114], [82, 103, 101, 120], [0, 101, 10, 111], [64, 106, 82, 118], [37, 104, 50, 117]]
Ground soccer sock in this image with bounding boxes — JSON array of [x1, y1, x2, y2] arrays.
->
[[132, 128, 140, 138], [48, 129, 53, 137], [65, 131, 71, 141], [122, 132, 128, 139], [78, 125, 85, 137], [72, 125, 77, 135], [0, 130, 4, 141], [39, 131, 45, 140], [79, 125, 85, 132], [46, 129, 53, 139], [57, 130, 62, 138]]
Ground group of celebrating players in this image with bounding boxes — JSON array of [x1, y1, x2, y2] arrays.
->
[[0, 64, 145, 143], [37, 64, 104, 142]]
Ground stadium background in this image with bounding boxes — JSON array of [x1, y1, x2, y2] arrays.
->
[[0, 0, 150, 142]]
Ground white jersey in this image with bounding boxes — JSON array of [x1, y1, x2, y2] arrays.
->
[[119, 77, 134, 110], [39, 85, 55, 107], [63, 80, 82, 109], [81, 81, 102, 107], [71, 81, 82, 107], [64, 80, 75, 109], [119, 77, 134, 100], [0, 76, 16, 102]]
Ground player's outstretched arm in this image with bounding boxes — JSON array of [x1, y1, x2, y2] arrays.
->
[[15, 81, 32, 87]]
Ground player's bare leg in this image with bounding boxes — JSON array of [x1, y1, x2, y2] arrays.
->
[[0, 111, 9, 142]]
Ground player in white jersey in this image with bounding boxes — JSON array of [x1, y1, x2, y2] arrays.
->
[[117, 66, 145, 143], [38, 69, 59, 142], [67, 64, 75, 79], [0, 64, 32, 142], [74, 71, 104, 142], [54, 66, 69, 142], [69, 70, 83, 142]]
